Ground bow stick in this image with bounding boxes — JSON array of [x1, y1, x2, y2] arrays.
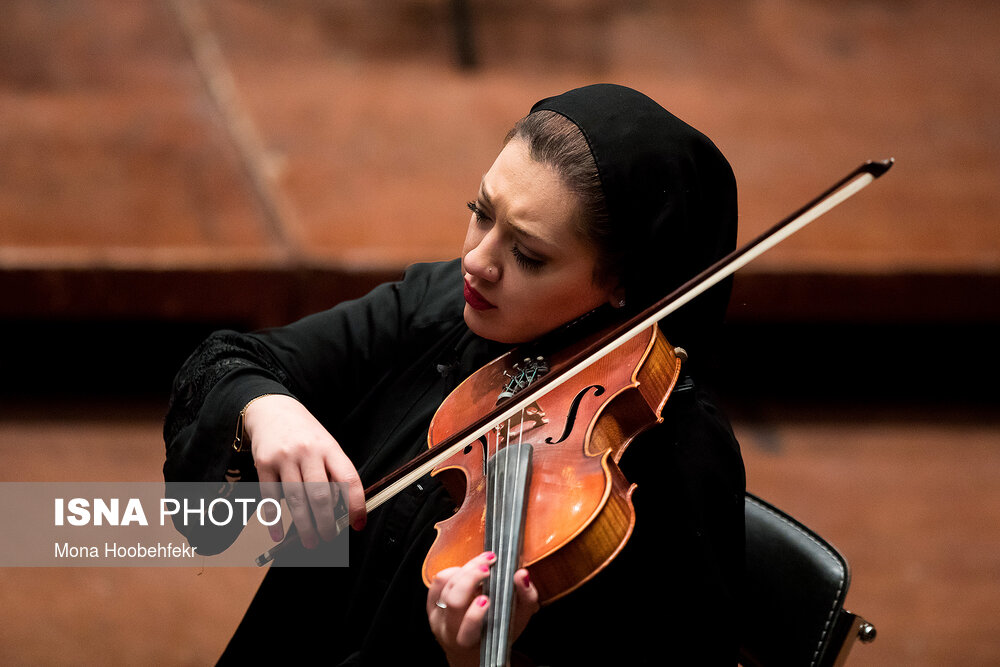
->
[[254, 157, 894, 566]]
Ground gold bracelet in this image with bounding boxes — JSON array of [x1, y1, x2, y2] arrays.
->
[[232, 394, 279, 453]]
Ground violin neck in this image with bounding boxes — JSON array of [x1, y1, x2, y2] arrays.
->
[[481, 442, 534, 667]]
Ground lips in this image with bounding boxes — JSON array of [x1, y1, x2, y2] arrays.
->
[[464, 280, 496, 310]]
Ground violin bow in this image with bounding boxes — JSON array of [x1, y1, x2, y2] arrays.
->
[[255, 157, 894, 566]]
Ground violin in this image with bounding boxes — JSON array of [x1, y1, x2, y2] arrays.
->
[[255, 159, 893, 666], [425, 318, 681, 665]]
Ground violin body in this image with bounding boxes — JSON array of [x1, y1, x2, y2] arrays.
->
[[422, 324, 682, 604]]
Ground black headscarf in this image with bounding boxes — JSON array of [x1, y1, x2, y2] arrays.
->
[[531, 84, 737, 363]]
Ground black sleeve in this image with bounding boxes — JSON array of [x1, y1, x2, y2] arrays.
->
[[162, 260, 460, 485]]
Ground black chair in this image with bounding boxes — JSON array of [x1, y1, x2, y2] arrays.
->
[[741, 493, 877, 667]]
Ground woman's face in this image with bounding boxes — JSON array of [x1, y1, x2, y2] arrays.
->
[[461, 138, 618, 344]]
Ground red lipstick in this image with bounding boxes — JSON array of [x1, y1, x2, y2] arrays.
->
[[464, 280, 496, 310]]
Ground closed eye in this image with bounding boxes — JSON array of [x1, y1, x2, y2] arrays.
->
[[469, 200, 545, 271], [512, 244, 544, 271], [467, 201, 490, 225]]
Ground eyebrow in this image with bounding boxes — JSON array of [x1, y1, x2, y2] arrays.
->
[[477, 180, 554, 250]]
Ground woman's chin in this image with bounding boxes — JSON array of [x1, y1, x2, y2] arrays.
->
[[463, 307, 518, 344], [463, 306, 493, 339]]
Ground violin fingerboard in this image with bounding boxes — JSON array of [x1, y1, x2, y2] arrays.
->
[[481, 442, 533, 667]]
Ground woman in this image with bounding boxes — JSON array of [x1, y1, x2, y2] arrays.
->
[[164, 83, 744, 665]]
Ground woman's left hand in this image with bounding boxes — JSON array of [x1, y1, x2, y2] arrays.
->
[[427, 551, 540, 667]]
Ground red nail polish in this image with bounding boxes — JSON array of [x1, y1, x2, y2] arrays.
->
[[522, 572, 531, 587], [483, 551, 496, 561], [479, 565, 490, 573], [477, 596, 488, 607]]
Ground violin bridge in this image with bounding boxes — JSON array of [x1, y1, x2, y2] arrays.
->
[[491, 401, 548, 450]]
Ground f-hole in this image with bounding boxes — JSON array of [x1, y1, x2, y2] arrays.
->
[[544, 384, 604, 445]]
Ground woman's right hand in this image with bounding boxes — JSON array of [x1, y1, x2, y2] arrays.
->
[[242, 394, 366, 547]]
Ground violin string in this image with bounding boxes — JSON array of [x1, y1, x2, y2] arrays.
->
[[481, 408, 528, 665], [496, 424, 512, 662], [500, 443, 511, 662], [483, 432, 495, 664], [499, 445, 512, 663]]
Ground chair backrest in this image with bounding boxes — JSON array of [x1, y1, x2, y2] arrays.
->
[[741, 493, 875, 667]]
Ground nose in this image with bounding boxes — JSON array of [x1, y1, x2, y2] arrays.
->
[[463, 227, 502, 283]]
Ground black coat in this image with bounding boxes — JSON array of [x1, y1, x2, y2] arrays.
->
[[164, 259, 745, 666]]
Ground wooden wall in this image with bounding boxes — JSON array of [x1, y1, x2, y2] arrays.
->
[[2, 1, 999, 664]]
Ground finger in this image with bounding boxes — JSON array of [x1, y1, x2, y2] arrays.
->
[[256, 472, 284, 543], [280, 469, 319, 549], [511, 568, 541, 641], [300, 456, 339, 542], [426, 567, 461, 624], [437, 551, 495, 619], [325, 447, 366, 531], [454, 595, 490, 648], [514, 569, 539, 609]]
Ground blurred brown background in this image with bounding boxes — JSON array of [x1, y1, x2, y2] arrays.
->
[[1, 0, 998, 664]]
